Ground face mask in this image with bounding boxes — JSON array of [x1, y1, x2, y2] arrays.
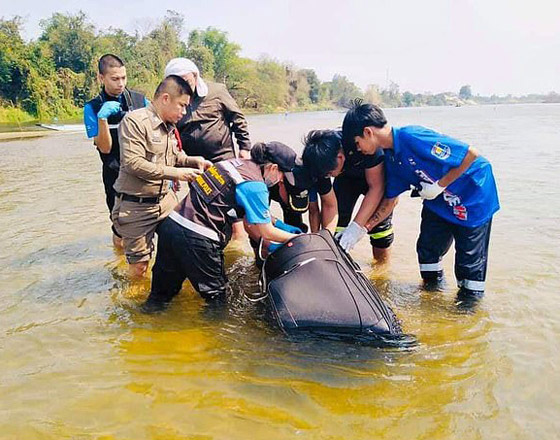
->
[[264, 168, 279, 187], [264, 175, 279, 188]]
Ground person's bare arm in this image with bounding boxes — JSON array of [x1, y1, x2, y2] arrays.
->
[[94, 119, 112, 153], [439, 147, 479, 187], [309, 201, 321, 232], [364, 197, 399, 231], [319, 189, 338, 233], [244, 221, 296, 243]]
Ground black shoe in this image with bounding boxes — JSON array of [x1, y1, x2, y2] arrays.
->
[[421, 270, 444, 292], [422, 276, 445, 292], [455, 288, 484, 312], [140, 298, 170, 314]]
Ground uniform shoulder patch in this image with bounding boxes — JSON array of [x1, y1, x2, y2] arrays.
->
[[431, 142, 451, 160]]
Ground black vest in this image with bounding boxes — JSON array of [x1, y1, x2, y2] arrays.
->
[[86, 88, 146, 170], [177, 159, 264, 245]]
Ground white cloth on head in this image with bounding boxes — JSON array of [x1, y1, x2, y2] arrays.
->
[[164, 57, 209, 97]]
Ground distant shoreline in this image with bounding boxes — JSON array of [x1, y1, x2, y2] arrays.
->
[[2, 102, 559, 140]]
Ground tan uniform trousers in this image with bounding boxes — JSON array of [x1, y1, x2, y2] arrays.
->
[[112, 191, 178, 264]]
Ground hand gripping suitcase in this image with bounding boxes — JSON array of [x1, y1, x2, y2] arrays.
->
[[259, 230, 402, 339]]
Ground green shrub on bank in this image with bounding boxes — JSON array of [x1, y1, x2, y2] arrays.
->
[[0, 105, 36, 124]]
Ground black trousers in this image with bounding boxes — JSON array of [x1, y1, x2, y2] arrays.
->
[[417, 206, 492, 293], [101, 163, 121, 238], [333, 175, 394, 248], [147, 217, 227, 305]]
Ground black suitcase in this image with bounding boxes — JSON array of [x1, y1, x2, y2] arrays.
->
[[259, 230, 402, 339]]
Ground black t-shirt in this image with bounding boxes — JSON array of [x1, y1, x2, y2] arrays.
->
[[309, 148, 385, 195], [292, 165, 332, 195], [341, 148, 384, 178]]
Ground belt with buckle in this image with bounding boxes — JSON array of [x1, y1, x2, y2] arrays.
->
[[117, 192, 165, 204]]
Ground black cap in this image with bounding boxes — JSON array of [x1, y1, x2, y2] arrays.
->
[[251, 141, 311, 212], [250, 141, 297, 172]]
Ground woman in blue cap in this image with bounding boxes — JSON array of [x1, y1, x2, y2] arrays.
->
[[142, 142, 303, 312]]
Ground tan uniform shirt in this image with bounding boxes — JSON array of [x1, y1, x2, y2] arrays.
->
[[114, 103, 190, 197]]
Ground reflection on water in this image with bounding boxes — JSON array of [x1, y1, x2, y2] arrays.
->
[[1, 105, 559, 439]]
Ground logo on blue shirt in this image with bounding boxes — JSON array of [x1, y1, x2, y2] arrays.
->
[[431, 142, 451, 160]]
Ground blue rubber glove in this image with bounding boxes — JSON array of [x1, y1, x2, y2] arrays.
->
[[97, 101, 121, 119], [268, 242, 283, 253], [274, 219, 303, 234]]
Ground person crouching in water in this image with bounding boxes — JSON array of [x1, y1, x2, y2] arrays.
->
[[142, 146, 302, 312]]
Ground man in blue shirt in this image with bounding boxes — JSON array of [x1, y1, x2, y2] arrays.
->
[[341, 102, 499, 301], [84, 54, 148, 249]]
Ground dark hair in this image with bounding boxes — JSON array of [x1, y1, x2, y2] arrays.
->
[[154, 75, 194, 99], [342, 99, 387, 144], [98, 54, 124, 74], [302, 129, 342, 178]]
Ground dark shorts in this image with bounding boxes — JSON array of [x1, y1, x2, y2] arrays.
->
[[333, 175, 394, 249], [148, 217, 227, 304], [417, 206, 493, 292]]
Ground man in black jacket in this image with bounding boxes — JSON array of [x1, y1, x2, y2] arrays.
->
[[164, 57, 251, 162], [164, 58, 252, 240]]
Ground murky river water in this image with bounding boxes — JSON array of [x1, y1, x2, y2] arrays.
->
[[1, 104, 558, 439]]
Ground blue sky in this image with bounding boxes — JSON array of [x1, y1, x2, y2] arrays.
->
[[4, 0, 559, 96]]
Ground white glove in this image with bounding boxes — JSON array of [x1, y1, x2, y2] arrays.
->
[[419, 181, 445, 200], [335, 221, 367, 252]]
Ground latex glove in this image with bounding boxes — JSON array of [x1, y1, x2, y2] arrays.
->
[[268, 242, 283, 253], [419, 180, 445, 200], [274, 219, 303, 234], [336, 221, 367, 252], [97, 101, 121, 119]]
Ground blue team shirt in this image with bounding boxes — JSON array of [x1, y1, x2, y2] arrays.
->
[[384, 126, 499, 227], [83, 95, 149, 138], [235, 181, 271, 224]]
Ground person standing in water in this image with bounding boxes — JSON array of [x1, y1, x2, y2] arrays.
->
[[84, 54, 148, 249], [163, 57, 252, 240], [341, 101, 500, 301]]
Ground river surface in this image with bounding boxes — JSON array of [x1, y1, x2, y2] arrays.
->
[[0, 105, 558, 439]]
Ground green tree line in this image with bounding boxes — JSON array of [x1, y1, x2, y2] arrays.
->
[[0, 11, 363, 122], [1, 11, 558, 123]]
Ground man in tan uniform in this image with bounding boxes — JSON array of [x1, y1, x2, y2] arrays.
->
[[112, 75, 211, 278]]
